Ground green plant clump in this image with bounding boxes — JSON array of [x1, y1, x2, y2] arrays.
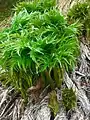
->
[[15, 0, 56, 13], [0, 0, 79, 99], [62, 88, 76, 111], [67, 1, 90, 40]]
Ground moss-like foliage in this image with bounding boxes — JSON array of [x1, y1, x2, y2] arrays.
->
[[48, 90, 59, 117], [62, 88, 76, 111], [15, 0, 56, 14], [0, 0, 79, 100], [67, 1, 90, 40]]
